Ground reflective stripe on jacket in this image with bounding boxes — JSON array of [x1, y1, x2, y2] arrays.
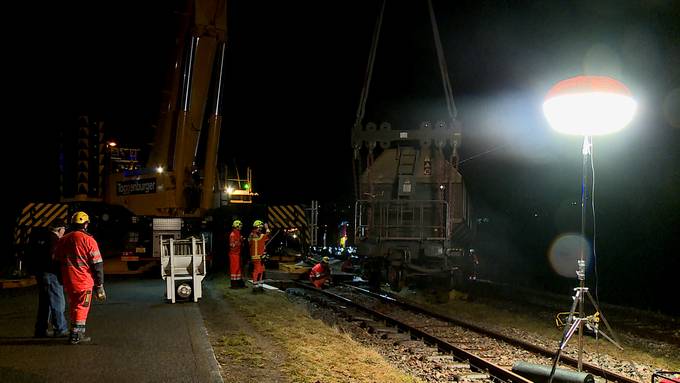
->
[[57, 230, 102, 291], [229, 229, 241, 257], [248, 230, 269, 260]]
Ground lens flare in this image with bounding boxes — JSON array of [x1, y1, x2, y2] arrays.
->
[[548, 234, 591, 278]]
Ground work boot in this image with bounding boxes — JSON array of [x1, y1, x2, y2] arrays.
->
[[69, 325, 91, 345], [230, 280, 238, 289]]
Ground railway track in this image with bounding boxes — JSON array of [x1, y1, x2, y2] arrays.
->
[[291, 281, 642, 383]]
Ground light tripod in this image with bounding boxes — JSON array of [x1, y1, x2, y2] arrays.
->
[[548, 136, 623, 382]]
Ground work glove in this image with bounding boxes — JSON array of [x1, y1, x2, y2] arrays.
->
[[95, 285, 107, 301]]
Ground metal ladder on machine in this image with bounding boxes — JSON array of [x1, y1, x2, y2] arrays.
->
[[396, 147, 417, 236]]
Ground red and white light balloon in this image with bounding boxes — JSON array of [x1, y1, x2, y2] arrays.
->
[[543, 76, 637, 135]]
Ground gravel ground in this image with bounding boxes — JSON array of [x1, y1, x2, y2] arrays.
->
[[285, 285, 679, 383]]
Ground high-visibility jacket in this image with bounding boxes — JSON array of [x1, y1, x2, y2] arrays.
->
[[248, 230, 269, 260], [57, 230, 103, 291], [229, 229, 242, 257], [310, 262, 330, 280], [309, 262, 330, 288], [228, 229, 242, 281]]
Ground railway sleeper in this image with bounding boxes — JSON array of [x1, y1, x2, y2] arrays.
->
[[411, 346, 439, 355], [338, 308, 364, 320], [454, 372, 491, 381], [347, 316, 374, 323], [425, 355, 457, 362], [360, 320, 384, 329], [393, 339, 424, 347], [378, 331, 403, 339], [445, 362, 472, 370], [368, 325, 399, 334], [380, 331, 411, 340]]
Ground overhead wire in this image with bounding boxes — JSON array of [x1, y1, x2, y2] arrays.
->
[[457, 144, 509, 166]]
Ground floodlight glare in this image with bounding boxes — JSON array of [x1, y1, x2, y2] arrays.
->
[[543, 76, 637, 136]]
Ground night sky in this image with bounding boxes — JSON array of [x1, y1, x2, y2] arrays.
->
[[4, 1, 679, 314]]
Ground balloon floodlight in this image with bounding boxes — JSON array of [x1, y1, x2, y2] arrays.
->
[[543, 76, 636, 136], [543, 75, 635, 381]]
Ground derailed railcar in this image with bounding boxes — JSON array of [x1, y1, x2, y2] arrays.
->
[[352, 121, 476, 296]]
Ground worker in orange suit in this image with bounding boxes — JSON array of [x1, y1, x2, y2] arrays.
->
[[56, 211, 106, 345], [248, 220, 270, 293], [309, 256, 332, 289], [228, 220, 245, 289]]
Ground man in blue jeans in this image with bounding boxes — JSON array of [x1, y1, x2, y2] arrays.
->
[[28, 219, 69, 337]]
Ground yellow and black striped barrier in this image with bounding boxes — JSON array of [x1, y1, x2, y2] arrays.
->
[[267, 204, 311, 246], [13, 203, 70, 246]]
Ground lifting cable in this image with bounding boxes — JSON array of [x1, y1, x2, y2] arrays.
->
[[353, 1, 458, 202], [427, 0, 458, 121], [428, 0, 461, 169], [353, 0, 386, 202], [354, 0, 386, 132], [355, 1, 455, 125]]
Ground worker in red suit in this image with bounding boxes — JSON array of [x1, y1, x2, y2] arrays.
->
[[228, 219, 245, 288], [56, 211, 106, 344], [248, 220, 270, 293], [309, 256, 332, 289]]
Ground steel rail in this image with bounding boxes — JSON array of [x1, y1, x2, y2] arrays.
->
[[344, 284, 640, 383], [293, 281, 532, 383]]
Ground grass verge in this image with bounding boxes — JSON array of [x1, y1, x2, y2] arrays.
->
[[221, 286, 422, 383]]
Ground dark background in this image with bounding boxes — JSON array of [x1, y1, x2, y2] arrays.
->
[[3, 1, 679, 314]]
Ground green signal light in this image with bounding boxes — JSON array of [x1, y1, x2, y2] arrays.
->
[[243, 183, 250, 190]]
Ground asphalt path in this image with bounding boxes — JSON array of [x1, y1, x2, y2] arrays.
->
[[0, 277, 223, 383]]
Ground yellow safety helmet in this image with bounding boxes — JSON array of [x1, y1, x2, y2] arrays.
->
[[253, 220, 264, 228], [322, 256, 330, 263], [71, 211, 90, 224], [232, 220, 242, 228]]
